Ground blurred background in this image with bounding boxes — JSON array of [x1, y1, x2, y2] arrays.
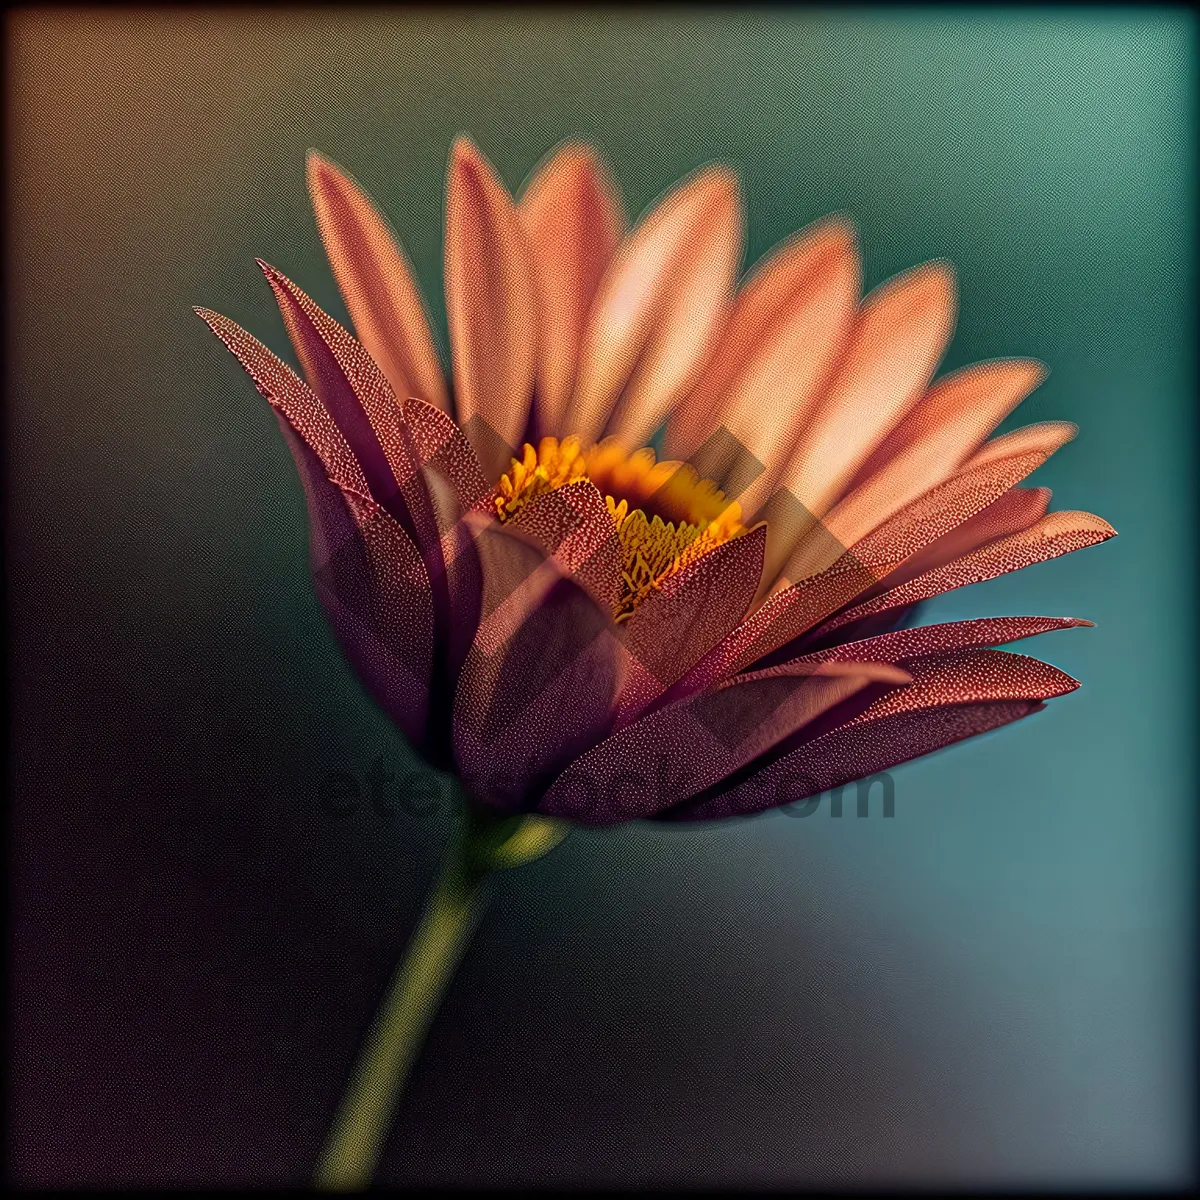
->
[[8, 7, 1194, 1187]]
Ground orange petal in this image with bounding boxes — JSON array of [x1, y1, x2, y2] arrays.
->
[[771, 261, 957, 506], [307, 151, 449, 411], [757, 261, 958, 591], [519, 143, 625, 439], [571, 165, 742, 445], [821, 358, 1047, 551], [962, 419, 1078, 470], [445, 137, 537, 479], [664, 217, 860, 495]]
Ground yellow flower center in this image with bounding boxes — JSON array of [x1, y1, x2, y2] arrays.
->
[[494, 436, 744, 622]]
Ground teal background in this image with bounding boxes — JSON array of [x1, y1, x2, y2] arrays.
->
[[9, 8, 1194, 1186]]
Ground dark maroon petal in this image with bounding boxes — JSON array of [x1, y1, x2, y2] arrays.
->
[[668, 555, 881, 702], [452, 515, 625, 812], [258, 266, 486, 626], [279, 423, 433, 748], [671, 647, 1077, 821], [616, 523, 767, 725], [541, 659, 907, 825], [197, 298, 486, 683], [381, 398, 493, 677], [196, 305, 434, 738]]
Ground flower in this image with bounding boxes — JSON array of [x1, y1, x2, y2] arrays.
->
[[197, 137, 1113, 827]]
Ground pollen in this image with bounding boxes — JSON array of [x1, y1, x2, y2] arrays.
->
[[494, 436, 744, 622]]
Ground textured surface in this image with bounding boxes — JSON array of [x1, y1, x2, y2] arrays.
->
[[8, 8, 1193, 1190]]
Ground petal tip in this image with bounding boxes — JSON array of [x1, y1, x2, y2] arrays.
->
[[305, 148, 342, 189], [449, 135, 512, 207], [255, 259, 294, 298], [552, 139, 604, 170], [999, 357, 1049, 389], [1057, 671, 1082, 695], [896, 256, 956, 291], [922, 259, 958, 310], [817, 214, 858, 252], [450, 133, 483, 171], [678, 163, 742, 221], [870, 257, 958, 324]]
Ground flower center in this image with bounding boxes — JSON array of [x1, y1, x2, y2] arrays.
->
[[493, 436, 744, 622]]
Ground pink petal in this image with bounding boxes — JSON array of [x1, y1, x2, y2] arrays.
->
[[519, 143, 626, 439], [452, 514, 625, 811], [506, 480, 623, 611], [663, 218, 860, 509], [399, 393, 492, 516], [857, 485, 1052, 604], [786, 615, 1093, 668], [258, 260, 412, 513], [307, 151, 449, 411], [779, 448, 1053, 592], [817, 510, 1117, 637], [571, 166, 742, 446], [790, 484, 1053, 639], [673, 647, 1077, 820], [678, 446, 1060, 697], [445, 137, 538, 478], [616, 523, 767, 725], [194, 306, 369, 497], [541, 659, 908, 824]]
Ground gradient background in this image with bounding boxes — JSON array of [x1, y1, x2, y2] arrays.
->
[[8, 7, 1195, 1188]]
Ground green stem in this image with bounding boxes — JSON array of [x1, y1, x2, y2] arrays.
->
[[314, 832, 490, 1190]]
